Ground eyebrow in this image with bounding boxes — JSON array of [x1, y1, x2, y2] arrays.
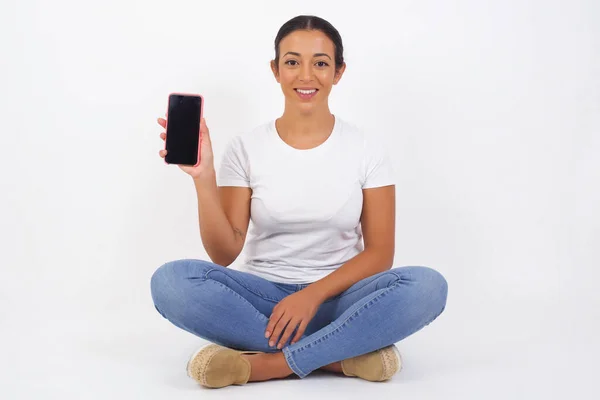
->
[[283, 51, 332, 60]]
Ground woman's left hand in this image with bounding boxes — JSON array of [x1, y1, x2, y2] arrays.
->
[[265, 288, 324, 349]]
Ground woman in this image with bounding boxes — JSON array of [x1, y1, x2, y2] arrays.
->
[[151, 15, 448, 389]]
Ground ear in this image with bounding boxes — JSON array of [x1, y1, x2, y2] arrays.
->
[[270, 60, 280, 83], [333, 62, 346, 85]]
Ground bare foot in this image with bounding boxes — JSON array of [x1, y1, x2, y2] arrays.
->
[[241, 353, 294, 382], [319, 361, 344, 374]]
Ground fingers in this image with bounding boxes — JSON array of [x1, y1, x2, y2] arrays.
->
[[200, 117, 210, 139], [159, 128, 166, 157], [158, 115, 167, 159], [290, 320, 308, 345], [269, 316, 290, 348], [265, 311, 281, 345], [267, 310, 292, 347], [277, 318, 301, 349]]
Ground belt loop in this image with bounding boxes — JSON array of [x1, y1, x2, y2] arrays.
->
[[298, 283, 308, 291]]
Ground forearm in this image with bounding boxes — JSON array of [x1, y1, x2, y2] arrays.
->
[[304, 248, 394, 302], [193, 171, 242, 266]]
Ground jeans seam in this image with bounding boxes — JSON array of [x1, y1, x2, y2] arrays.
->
[[202, 278, 269, 323], [204, 268, 280, 303], [324, 271, 403, 302], [290, 282, 401, 354], [283, 347, 307, 377]]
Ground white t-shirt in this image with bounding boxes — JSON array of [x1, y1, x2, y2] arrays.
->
[[217, 116, 395, 284]]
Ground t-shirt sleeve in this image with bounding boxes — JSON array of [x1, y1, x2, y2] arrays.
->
[[217, 136, 250, 187], [361, 135, 395, 189]]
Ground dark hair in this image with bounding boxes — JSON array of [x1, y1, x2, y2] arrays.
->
[[274, 15, 345, 72]]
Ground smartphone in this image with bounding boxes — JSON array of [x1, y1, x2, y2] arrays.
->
[[164, 93, 203, 166]]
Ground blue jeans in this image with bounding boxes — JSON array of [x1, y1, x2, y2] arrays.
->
[[150, 259, 448, 378]]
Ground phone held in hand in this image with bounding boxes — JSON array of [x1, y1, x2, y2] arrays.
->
[[164, 93, 204, 166]]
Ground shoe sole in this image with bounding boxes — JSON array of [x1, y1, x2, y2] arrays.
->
[[380, 345, 403, 381], [186, 343, 262, 385], [392, 345, 403, 372], [186, 343, 220, 381]]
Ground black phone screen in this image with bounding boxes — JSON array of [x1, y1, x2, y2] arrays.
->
[[165, 94, 202, 166]]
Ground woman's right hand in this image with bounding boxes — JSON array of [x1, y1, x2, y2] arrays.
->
[[158, 116, 215, 180]]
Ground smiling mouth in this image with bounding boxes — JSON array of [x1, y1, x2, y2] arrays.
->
[[295, 88, 318, 94], [294, 88, 319, 99]]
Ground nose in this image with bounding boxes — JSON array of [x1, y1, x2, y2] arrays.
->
[[299, 62, 313, 81]]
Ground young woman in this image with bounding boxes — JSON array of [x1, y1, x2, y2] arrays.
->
[[151, 15, 448, 389]]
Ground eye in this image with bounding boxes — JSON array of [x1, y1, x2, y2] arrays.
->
[[285, 60, 299, 66], [315, 61, 329, 67]]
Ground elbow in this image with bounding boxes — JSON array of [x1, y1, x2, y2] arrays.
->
[[214, 259, 232, 268], [360, 250, 394, 272], [206, 251, 237, 268], [369, 247, 394, 270], [204, 239, 243, 268], [382, 256, 394, 270], [208, 256, 234, 268]]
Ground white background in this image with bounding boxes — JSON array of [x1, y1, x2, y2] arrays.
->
[[1, 0, 598, 398]]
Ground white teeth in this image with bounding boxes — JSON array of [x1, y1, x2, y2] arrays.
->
[[297, 89, 316, 94]]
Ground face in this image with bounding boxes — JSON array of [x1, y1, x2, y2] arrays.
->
[[271, 30, 345, 114]]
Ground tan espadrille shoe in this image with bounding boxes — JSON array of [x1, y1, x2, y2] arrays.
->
[[340, 345, 402, 382], [186, 343, 263, 389]]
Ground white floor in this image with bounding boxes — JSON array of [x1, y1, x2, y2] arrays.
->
[[3, 290, 598, 399]]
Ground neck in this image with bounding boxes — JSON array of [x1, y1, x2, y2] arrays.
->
[[277, 104, 334, 138]]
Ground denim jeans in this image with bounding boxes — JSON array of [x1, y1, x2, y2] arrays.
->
[[150, 259, 448, 378]]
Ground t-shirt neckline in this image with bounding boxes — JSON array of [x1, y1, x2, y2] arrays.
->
[[270, 115, 340, 153]]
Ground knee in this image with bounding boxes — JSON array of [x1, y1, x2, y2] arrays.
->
[[150, 260, 184, 316], [150, 259, 211, 317], [411, 266, 448, 315]]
